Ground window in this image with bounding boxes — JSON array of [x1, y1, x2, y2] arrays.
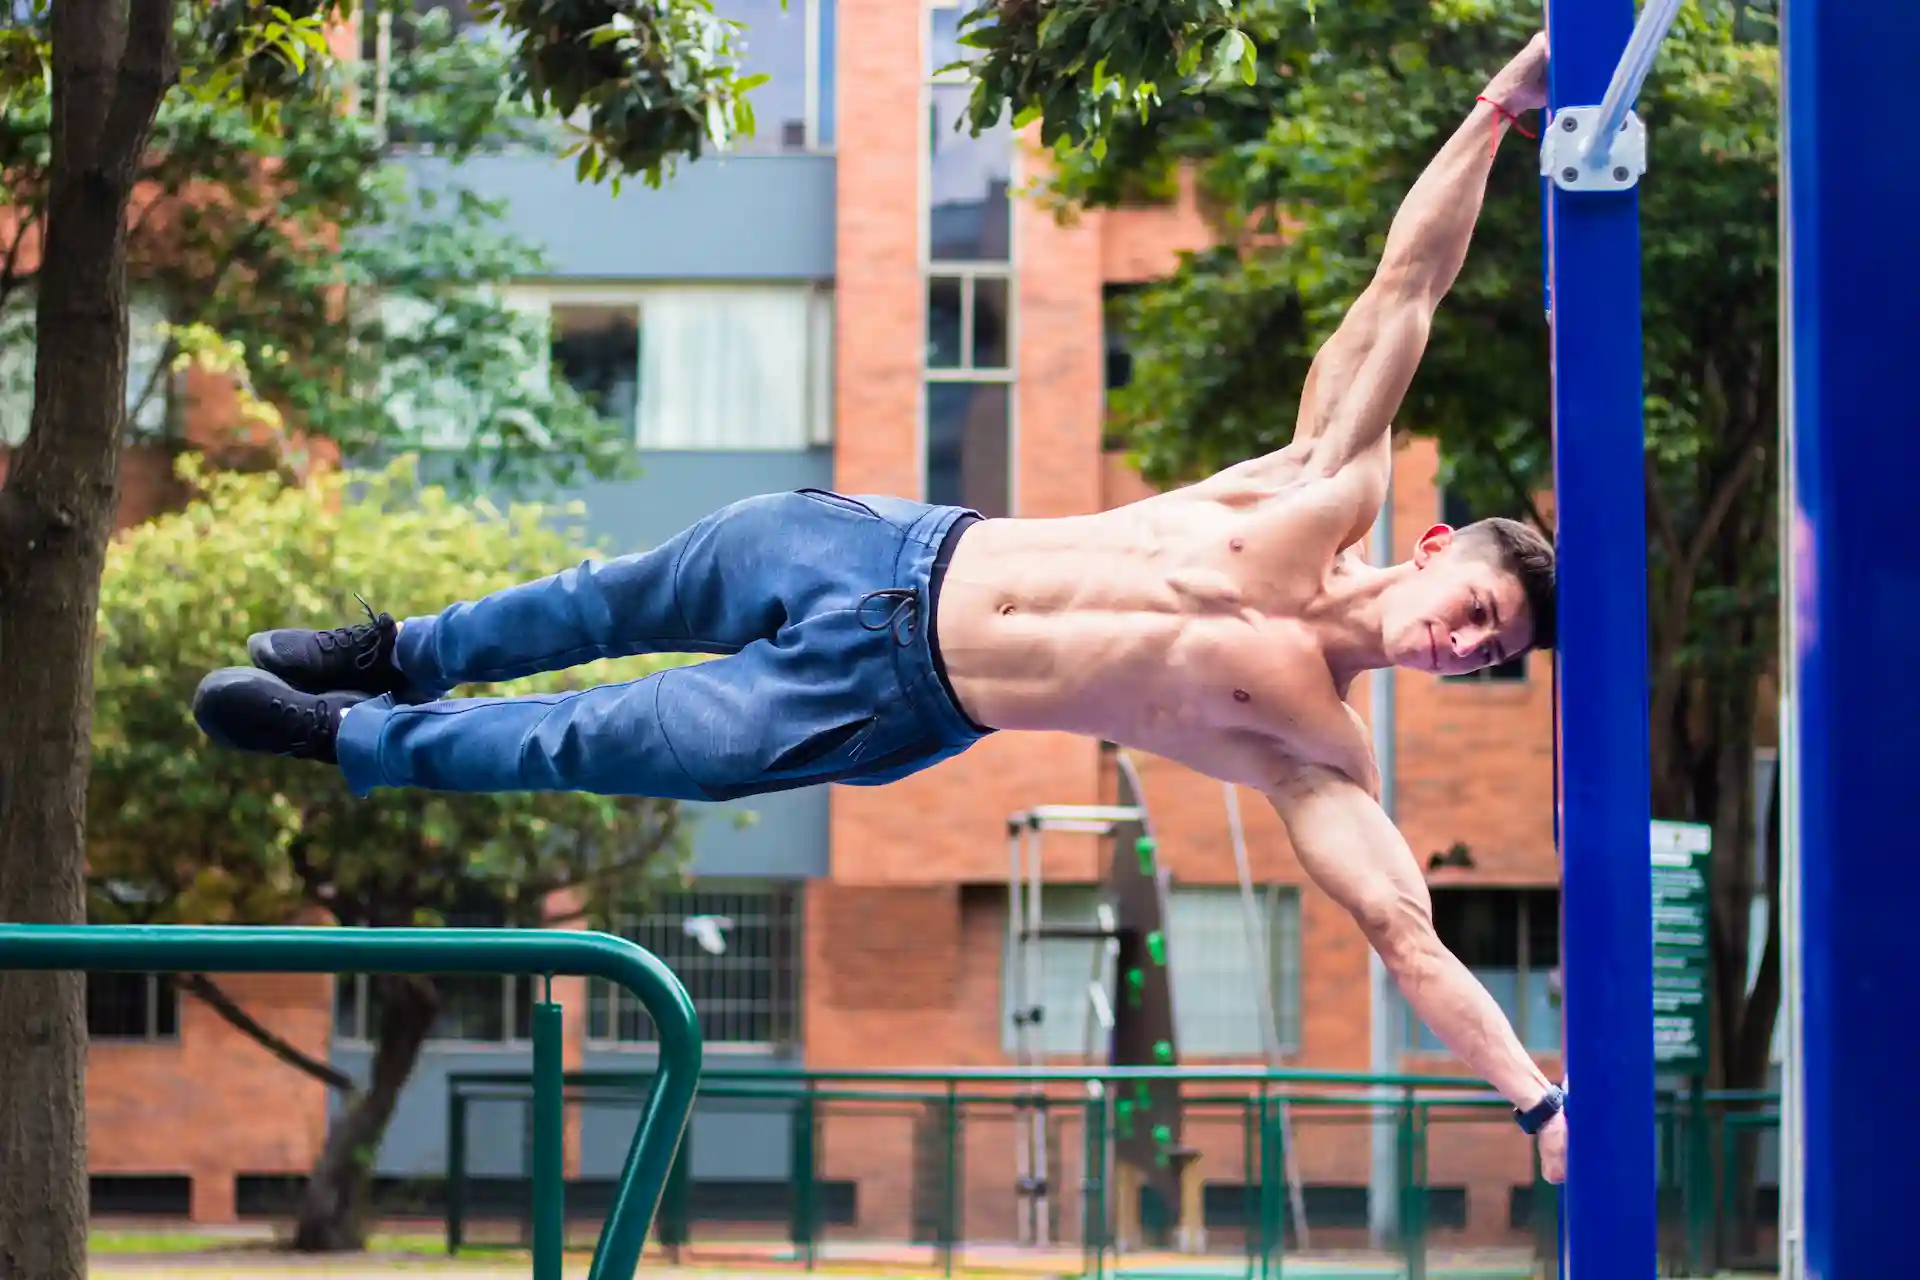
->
[[922, 0, 1013, 516], [384, 284, 834, 452], [1437, 483, 1529, 683], [1403, 887, 1560, 1054], [0, 292, 173, 446], [334, 972, 537, 1043], [334, 892, 538, 1044], [88, 972, 179, 1042], [512, 284, 834, 452], [588, 885, 802, 1048], [366, 0, 836, 152], [926, 382, 1011, 512], [1103, 284, 1141, 394], [1005, 885, 1303, 1058]]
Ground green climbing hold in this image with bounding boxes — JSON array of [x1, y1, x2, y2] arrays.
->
[[1153, 1039, 1174, 1065], [1152, 1124, 1171, 1145], [1125, 968, 1145, 1008], [1116, 1099, 1135, 1137], [1136, 836, 1156, 876], [1136, 1081, 1153, 1110], [1147, 930, 1166, 966]]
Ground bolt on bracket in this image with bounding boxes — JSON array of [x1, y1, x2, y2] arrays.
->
[[1541, 106, 1649, 193]]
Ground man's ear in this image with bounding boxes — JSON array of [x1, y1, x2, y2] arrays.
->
[[1412, 523, 1454, 568]]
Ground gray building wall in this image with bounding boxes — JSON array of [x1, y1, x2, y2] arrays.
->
[[344, 147, 836, 1180], [402, 152, 836, 281], [576, 1049, 798, 1181], [341, 1043, 801, 1182]]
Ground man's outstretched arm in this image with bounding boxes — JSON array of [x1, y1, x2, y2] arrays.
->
[[1266, 761, 1568, 1180], [1286, 35, 1550, 523]]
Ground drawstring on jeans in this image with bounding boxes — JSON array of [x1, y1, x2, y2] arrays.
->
[[858, 588, 921, 647]]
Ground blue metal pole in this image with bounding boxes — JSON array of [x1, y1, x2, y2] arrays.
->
[[1783, 0, 1920, 1273], [1544, 0, 1657, 1273]]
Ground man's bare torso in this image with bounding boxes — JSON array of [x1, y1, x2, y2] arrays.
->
[[934, 449, 1377, 794]]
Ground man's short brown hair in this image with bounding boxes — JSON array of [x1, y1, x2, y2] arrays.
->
[[1458, 517, 1556, 652]]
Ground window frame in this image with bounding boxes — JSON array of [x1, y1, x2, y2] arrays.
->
[[333, 971, 538, 1048], [87, 972, 181, 1045], [920, 0, 1017, 515], [1002, 883, 1305, 1059], [364, 0, 837, 154], [1403, 886, 1561, 1055], [585, 882, 805, 1054], [0, 291, 177, 447], [498, 280, 835, 452]]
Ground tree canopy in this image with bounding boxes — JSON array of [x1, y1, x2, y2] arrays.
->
[[1040, 0, 1784, 1098], [0, 9, 672, 490], [90, 457, 694, 1246], [0, 0, 767, 1269]]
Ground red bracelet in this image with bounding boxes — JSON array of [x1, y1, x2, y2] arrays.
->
[[1476, 93, 1538, 157]]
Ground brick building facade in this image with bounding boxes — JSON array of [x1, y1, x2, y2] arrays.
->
[[0, 0, 1561, 1248]]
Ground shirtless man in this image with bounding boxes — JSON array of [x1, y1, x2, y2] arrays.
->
[[193, 36, 1566, 1175]]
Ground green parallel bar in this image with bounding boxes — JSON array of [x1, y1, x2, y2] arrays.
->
[[0, 925, 701, 1280], [941, 1081, 959, 1277], [1684, 1080, 1709, 1275], [789, 1083, 819, 1269], [447, 1089, 468, 1254], [531, 996, 565, 1280]]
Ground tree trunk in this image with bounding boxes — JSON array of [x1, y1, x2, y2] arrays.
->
[[0, 4, 174, 1277], [293, 975, 439, 1252]]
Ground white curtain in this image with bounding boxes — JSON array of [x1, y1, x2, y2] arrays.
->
[[637, 284, 815, 451], [1167, 886, 1302, 1056]]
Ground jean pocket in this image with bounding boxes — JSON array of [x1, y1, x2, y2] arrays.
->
[[794, 488, 882, 520], [766, 715, 878, 774]]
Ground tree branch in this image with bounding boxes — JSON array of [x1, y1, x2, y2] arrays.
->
[[1643, 452, 1683, 566], [0, 205, 38, 309], [174, 973, 357, 1094], [1680, 433, 1767, 588], [126, 207, 283, 429], [97, 0, 180, 178]]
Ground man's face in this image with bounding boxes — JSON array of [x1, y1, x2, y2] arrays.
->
[[1379, 525, 1534, 676]]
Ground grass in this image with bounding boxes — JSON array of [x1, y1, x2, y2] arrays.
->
[[90, 1229, 480, 1257]]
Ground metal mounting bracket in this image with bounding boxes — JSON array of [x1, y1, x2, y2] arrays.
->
[[1541, 105, 1648, 192]]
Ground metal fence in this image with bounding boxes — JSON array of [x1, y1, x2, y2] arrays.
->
[[448, 1068, 1781, 1279]]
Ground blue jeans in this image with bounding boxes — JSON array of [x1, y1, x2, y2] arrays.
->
[[334, 490, 993, 801]]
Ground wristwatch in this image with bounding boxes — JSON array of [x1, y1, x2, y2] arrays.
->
[[1514, 1084, 1567, 1135]]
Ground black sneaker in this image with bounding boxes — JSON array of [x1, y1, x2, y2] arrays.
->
[[193, 668, 371, 764], [248, 597, 406, 696]]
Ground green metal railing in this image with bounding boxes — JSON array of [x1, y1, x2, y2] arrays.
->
[[447, 1066, 1781, 1280], [0, 924, 702, 1280]]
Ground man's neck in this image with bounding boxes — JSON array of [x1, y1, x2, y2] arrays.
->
[[1306, 558, 1404, 685]]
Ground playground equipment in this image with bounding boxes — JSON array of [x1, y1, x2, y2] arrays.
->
[[1778, 1, 1920, 1274], [1539, 0, 1920, 1273], [1007, 751, 1309, 1254], [0, 924, 700, 1280]]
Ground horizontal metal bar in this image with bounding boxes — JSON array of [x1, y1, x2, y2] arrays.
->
[[1009, 804, 1147, 831]]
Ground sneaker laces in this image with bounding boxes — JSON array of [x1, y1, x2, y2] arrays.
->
[[312, 595, 394, 673], [274, 694, 338, 751]]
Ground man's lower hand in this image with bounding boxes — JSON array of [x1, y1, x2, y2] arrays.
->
[[1537, 1111, 1568, 1184]]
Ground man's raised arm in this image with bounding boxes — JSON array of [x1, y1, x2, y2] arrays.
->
[[1267, 762, 1568, 1180], [1287, 35, 1550, 499]]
